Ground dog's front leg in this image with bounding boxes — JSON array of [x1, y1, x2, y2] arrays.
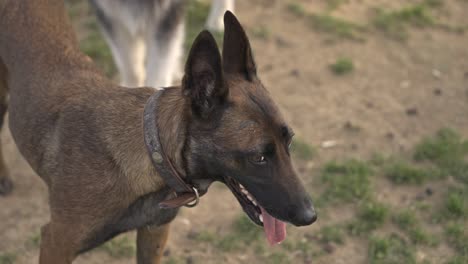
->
[[136, 223, 171, 264], [39, 223, 81, 264]]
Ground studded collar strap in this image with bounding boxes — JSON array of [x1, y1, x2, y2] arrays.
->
[[143, 88, 199, 209]]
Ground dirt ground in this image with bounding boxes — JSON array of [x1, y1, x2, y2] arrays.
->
[[1, 0, 468, 263]]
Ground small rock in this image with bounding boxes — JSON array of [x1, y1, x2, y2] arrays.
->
[[321, 140, 338, 148], [323, 243, 335, 254], [179, 218, 191, 226], [351, 144, 358, 150], [425, 187, 433, 196], [432, 69, 442, 79], [186, 256, 194, 264], [400, 80, 411, 88], [275, 36, 290, 47], [344, 121, 361, 132], [187, 230, 198, 240], [163, 249, 171, 257], [290, 69, 300, 77], [365, 102, 374, 108], [433, 88, 442, 95], [385, 132, 395, 140], [261, 64, 273, 72], [406, 108, 418, 116]]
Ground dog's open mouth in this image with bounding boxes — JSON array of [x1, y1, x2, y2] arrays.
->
[[224, 176, 287, 245]]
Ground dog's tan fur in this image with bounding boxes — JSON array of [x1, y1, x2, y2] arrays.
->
[[0, 1, 316, 263], [0, 1, 174, 262]]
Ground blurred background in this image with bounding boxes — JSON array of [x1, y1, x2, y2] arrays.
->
[[1, 0, 468, 263]]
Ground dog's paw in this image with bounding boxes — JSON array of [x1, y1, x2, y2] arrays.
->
[[0, 176, 13, 196]]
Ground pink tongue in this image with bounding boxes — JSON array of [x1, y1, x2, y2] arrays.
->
[[260, 207, 287, 245]]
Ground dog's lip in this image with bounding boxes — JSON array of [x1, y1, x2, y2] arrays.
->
[[223, 176, 263, 226]]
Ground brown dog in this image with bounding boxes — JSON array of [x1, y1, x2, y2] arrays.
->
[[0, 1, 316, 263]]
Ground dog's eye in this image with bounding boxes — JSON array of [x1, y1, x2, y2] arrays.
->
[[250, 154, 267, 164]]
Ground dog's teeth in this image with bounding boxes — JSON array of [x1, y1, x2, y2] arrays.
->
[[241, 189, 248, 195], [240, 184, 245, 189], [252, 200, 257, 206], [259, 215, 263, 222]]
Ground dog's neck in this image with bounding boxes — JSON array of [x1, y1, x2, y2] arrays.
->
[[154, 87, 190, 177]]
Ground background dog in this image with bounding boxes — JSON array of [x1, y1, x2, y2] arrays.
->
[[89, 0, 234, 88]]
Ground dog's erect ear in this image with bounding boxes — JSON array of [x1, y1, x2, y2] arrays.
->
[[183, 30, 226, 119], [222, 11, 257, 80]]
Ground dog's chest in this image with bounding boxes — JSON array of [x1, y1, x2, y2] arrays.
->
[[81, 188, 178, 253], [115, 188, 179, 230]]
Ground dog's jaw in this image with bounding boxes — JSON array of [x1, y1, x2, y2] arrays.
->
[[224, 176, 287, 245]]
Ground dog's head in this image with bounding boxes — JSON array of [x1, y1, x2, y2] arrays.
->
[[182, 11, 316, 244]]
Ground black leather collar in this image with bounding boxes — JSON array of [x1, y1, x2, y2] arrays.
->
[[143, 88, 199, 209]]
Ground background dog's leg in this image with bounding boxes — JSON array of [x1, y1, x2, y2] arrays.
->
[[206, 0, 235, 32], [39, 222, 81, 264], [136, 223, 170, 264], [90, 0, 146, 87], [145, 2, 185, 88], [0, 59, 12, 196], [102, 27, 146, 87]]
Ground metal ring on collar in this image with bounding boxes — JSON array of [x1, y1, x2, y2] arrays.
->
[[184, 187, 200, 208]]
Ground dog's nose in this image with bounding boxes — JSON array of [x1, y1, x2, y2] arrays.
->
[[294, 207, 317, 226]]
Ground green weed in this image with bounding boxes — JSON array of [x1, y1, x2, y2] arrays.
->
[[348, 201, 388, 235], [291, 138, 316, 160], [445, 223, 468, 257], [368, 234, 416, 264], [393, 210, 436, 245], [330, 57, 354, 75], [0, 253, 16, 264], [385, 162, 433, 184], [414, 128, 468, 183], [100, 235, 136, 258], [318, 225, 345, 244], [321, 159, 372, 203], [373, 4, 436, 40]]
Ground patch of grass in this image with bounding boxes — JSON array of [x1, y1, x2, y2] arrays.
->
[[27, 230, 41, 248], [385, 162, 435, 185], [445, 191, 467, 219], [447, 256, 468, 264], [286, 2, 364, 39], [370, 152, 388, 167], [0, 253, 16, 264], [348, 201, 389, 235], [267, 252, 288, 264], [373, 3, 436, 40], [326, 0, 347, 12], [100, 235, 136, 258], [191, 230, 216, 243], [287, 2, 307, 17], [165, 257, 184, 264], [309, 14, 364, 39], [80, 20, 116, 77], [414, 128, 468, 183], [393, 210, 436, 245], [330, 57, 354, 75], [291, 138, 316, 160], [321, 159, 372, 203], [217, 215, 263, 251], [251, 26, 271, 39], [368, 234, 416, 264], [445, 223, 468, 256], [318, 225, 345, 244]]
